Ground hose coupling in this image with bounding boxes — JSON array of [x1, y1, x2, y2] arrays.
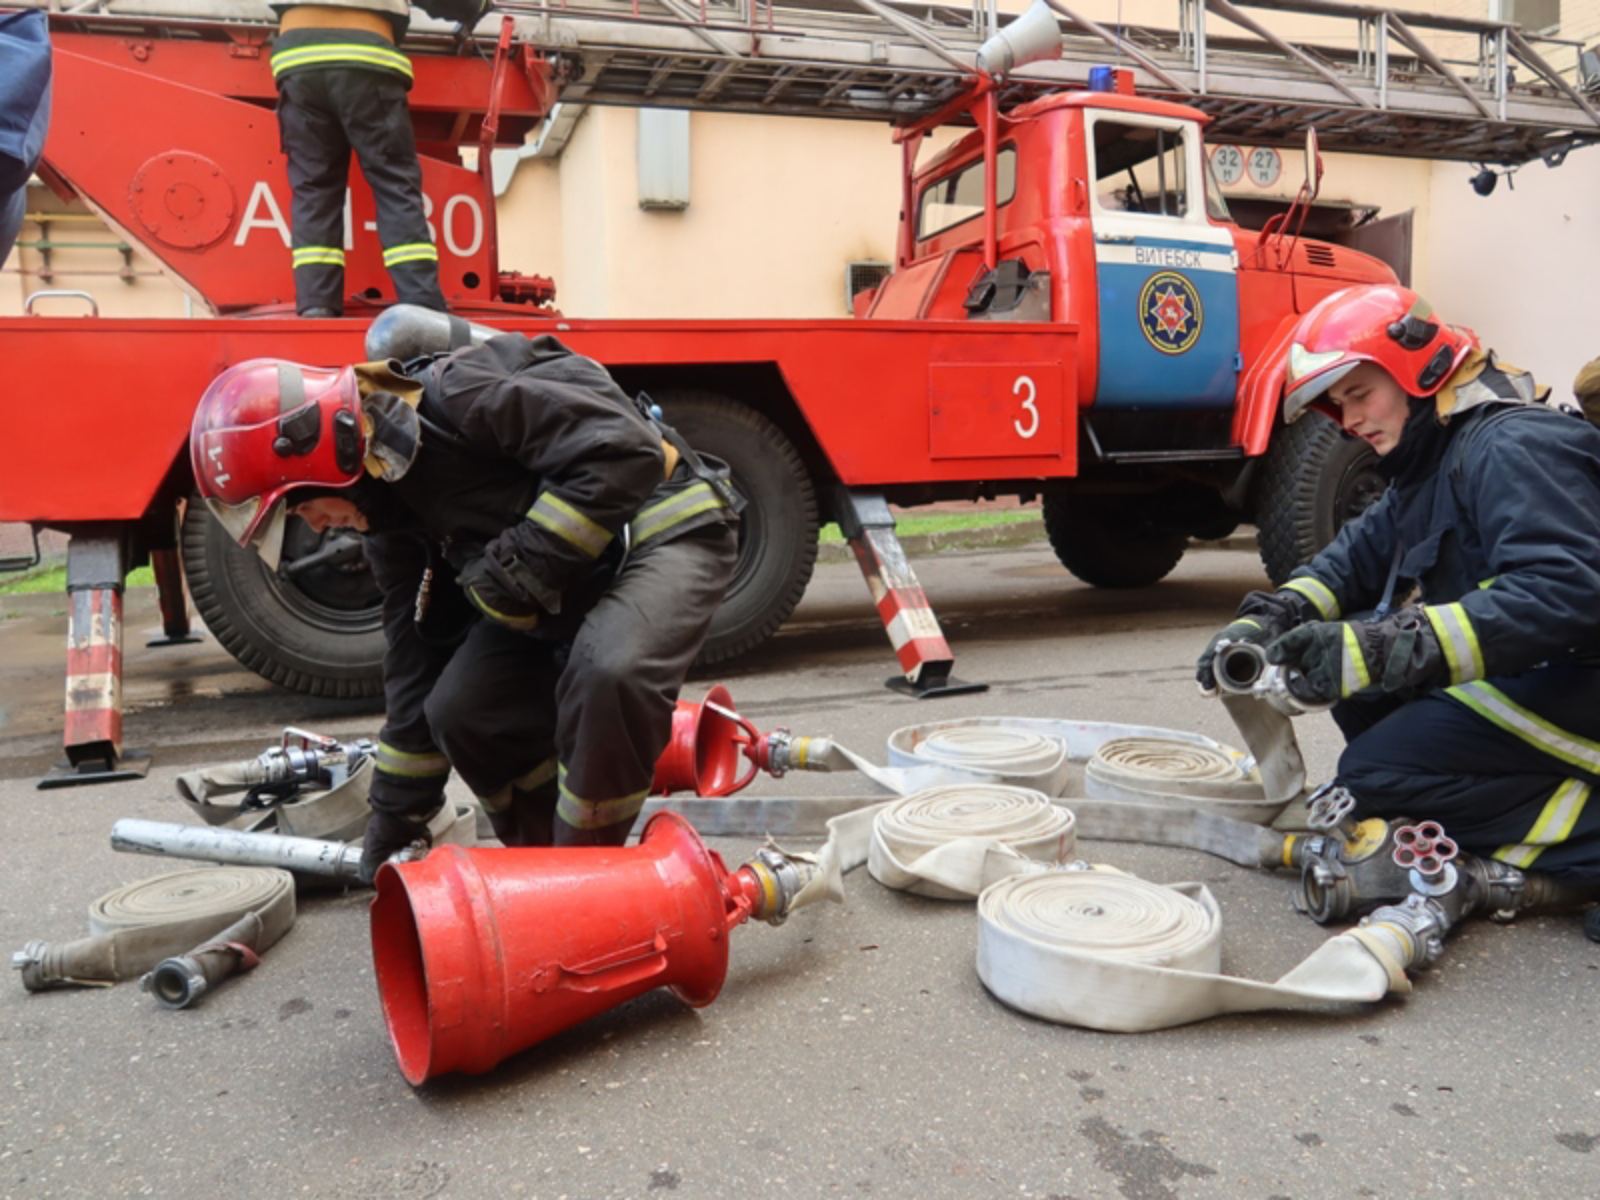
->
[[142, 957, 209, 1009], [1212, 640, 1333, 716], [11, 940, 51, 991], [737, 846, 815, 926], [751, 728, 794, 778], [1363, 892, 1452, 969]]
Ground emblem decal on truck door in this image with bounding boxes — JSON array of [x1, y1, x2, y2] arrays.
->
[[1138, 271, 1203, 354]]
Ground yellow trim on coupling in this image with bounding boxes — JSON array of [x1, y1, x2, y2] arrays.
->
[[1282, 576, 1340, 620], [555, 766, 650, 830], [1424, 603, 1485, 685], [630, 482, 724, 545], [528, 492, 613, 559], [1493, 778, 1592, 869], [1281, 834, 1297, 869], [375, 741, 450, 779], [382, 241, 439, 266], [755, 862, 780, 916], [1446, 681, 1600, 775], [1340, 623, 1371, 695], [1348, 922, 1415, 993], [793, 737, 812, 768], [291, 245, 345, 267], [270, 44, 413, 79]]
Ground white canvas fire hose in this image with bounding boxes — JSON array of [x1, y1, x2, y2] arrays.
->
[[12, 867, 296, 1004], [773, 784, 1411, 1032], [721, 688, 1304, 821]]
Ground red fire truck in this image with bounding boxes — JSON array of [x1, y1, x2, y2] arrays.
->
[[4, 0, 1595, 782]]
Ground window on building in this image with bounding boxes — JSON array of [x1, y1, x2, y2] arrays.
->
[[916, 147, 1017, 241]]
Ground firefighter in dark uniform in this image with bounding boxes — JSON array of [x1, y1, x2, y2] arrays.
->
[[1197, 284, 1600, 883], [0, 9, 50, 265], [270, 1, 468, 316], [189, 332, 739, 880]]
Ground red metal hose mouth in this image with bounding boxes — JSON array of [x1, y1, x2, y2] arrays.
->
[[370, 867, 434, 1086]]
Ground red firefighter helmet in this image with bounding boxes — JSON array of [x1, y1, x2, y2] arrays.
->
[[189, 359, 365, 566], [1282, 284, 1478, 423]]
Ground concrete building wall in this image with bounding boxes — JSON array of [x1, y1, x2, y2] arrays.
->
[[526, 106, 913, 319]]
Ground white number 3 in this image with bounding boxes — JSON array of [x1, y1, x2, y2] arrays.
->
[[1012, 375, 1039, 439]]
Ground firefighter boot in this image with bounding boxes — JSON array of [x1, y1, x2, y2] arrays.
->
[[483, 767, 559, 847]]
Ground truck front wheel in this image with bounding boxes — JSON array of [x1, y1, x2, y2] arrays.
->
[[181, 498, 386, 698], [654, 390, 819, 663], [1042, 492, 1187, 588], [1254, 417, 1384, 585]]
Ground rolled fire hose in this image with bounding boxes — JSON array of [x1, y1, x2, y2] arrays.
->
[[767, 706, 1300, 824], [780, 785, 1410, 1032], [13, 867, 295, 996]]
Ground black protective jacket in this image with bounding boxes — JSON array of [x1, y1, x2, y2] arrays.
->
[[1289, 398, 1600, 736], [358, 334, 736, 764]]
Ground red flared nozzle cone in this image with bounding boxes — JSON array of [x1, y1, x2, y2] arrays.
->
[[650, 683, 758, 797], [370, 812, 748, 1085]]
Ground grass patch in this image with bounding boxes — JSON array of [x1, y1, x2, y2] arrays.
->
[[0, 564, 155, 596], [818, 508, 1042, 545]]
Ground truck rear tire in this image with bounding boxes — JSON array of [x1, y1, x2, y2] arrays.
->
[[1042, 492, 1187, 588], [181, 498, 385, 698], [1254, 417, 1384, 585], [655, 390, 818, 663]]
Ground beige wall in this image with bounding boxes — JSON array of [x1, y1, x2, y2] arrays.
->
[[1426, 148, 1600, 400], [2, 206, 193, 318], [508, 106, 916, 318]]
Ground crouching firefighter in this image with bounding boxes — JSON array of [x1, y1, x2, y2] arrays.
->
[[189, 329, 740, 881], [1198, 283, 1600, 907]]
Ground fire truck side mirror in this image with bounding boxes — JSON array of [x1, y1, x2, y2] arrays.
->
[[1304, 127, 1323, 201]]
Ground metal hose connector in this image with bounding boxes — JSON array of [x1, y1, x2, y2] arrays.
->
[[1212, 639, 1333, 716], [1215, 640, 1269, 692]]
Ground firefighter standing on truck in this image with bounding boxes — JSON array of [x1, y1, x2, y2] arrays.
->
[[269, 2, 481, 316], [1197, 284, 1600, 887], [188, 322, 739, 881]]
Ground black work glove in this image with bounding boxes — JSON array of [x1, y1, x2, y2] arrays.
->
[[1266, 608, 1445, 705], [1195, 589, 1309, 694], [455, 554, 541, 633], [359, 811, 435, 885]]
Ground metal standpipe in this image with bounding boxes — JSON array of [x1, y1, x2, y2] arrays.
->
[[111, 819, 365, 882]]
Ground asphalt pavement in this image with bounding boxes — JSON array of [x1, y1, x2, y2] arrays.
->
[[1, 543, 1596, 1200]]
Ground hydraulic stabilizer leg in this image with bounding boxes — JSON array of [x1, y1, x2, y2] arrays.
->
[[146, 540, 200, 648], [40, 525, 150, 788], [832, 489, 987, 699]]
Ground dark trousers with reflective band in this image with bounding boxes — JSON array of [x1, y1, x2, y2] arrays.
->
[[421, 525, 737, 847], [276, 67, 445, 315], [1333, 664, 1600, 881]]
